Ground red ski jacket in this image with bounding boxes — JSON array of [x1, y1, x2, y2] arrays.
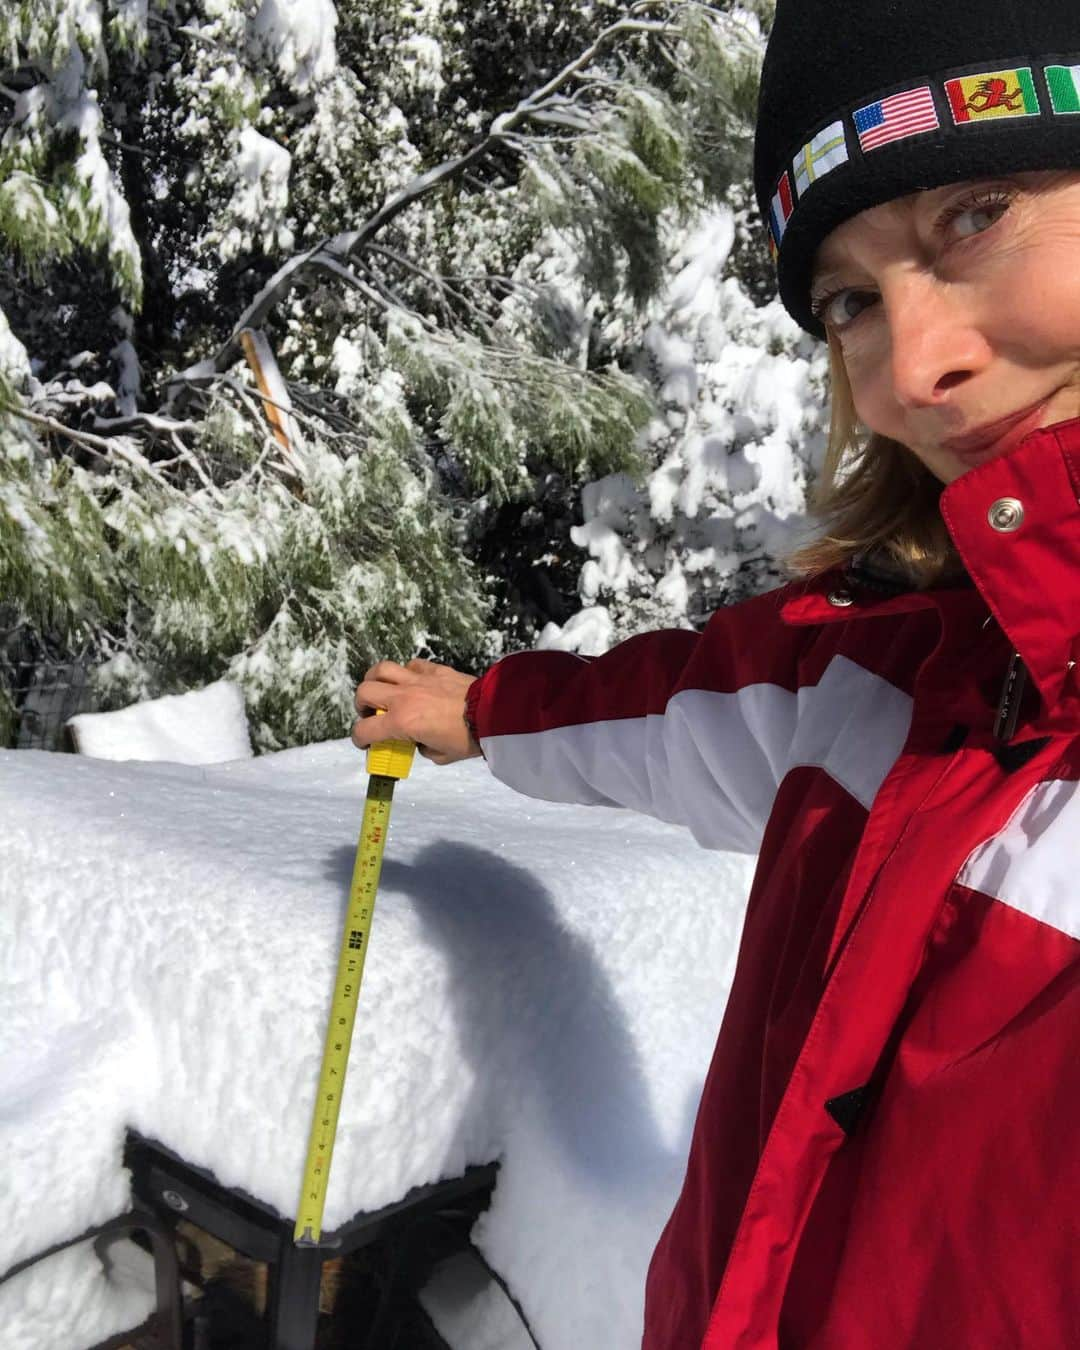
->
[[465, 418, 1080, 1348]]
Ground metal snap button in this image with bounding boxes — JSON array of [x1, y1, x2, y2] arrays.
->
[[988, 497, 1024, 533], [827, 589, 854, 608]]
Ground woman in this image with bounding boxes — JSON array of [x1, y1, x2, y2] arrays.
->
[[355, 1, 1080, 1345]]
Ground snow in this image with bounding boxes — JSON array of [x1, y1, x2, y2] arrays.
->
[[399, 31, 445, 97], [1, 1240, 156, 1350], [422, 1250, 535, 1350], [55, 75, 143, 300], [539, 203, 829, 650], [111, 0, 149, 40], [0, 169, 62, 252], [67, 680, 253, 763], [572, 473, 650, 603], [536, 605, 615, 657], [331, 332, 365, 396], [224, 126, 294, 259], [0, 741, 755, 1349], [252, 0, 338, 92], [0, 308, 30, 388]]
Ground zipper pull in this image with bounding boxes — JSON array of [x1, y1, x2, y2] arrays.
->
[[994, 650, 1028, 743]]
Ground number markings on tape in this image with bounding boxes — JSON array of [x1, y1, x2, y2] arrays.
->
[[294, 764, 406, 1246]]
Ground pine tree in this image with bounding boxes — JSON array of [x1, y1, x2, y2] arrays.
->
[[538, 172, 832, 655], [0, 2, 778, 749]]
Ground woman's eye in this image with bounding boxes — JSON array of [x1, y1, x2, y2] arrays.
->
[[820, 289, 875, 330], [951, 200, 1010, 239], [811, 190, 1013, 331]]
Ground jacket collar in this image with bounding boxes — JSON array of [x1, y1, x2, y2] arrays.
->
[[781, 415, 1080, 710]]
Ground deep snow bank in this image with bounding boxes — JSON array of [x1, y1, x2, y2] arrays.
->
[[0, 742, 754, 1348]]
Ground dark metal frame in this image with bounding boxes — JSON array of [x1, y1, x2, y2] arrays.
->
[[123, 1130, 498, 1350]]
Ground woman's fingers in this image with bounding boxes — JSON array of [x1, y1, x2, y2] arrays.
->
[[350, 678, 414, 749], [353, 678, 399, 716], [417, 745, 452, 766], [350, 706, 408, 749], [360, 659, 412, 690], [350, 659, 481, 763], [353, 659, 439, 716]]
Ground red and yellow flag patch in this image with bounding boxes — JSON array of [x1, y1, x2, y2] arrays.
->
[[946, 68, 1040, 124]]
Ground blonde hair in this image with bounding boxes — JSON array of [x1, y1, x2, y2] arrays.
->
[[786, 336, 962, 588]]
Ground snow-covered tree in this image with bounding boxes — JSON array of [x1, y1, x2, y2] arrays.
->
[[537, 184, 829, 656], [0, 1, 784, 749]]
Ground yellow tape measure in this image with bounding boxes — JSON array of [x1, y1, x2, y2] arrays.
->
[[294, 717, 415, 1246]]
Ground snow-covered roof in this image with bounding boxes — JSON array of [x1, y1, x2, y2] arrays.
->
[[0, 741, 753, 1348]]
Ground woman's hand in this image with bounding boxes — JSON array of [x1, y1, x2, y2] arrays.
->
[[351, 658, 482, 765]]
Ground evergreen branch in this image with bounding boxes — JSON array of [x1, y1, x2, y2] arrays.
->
[[350, 252, 443, 323], [224, 382, 358, 445], [145, 14, 229, 52], [3, 404, 216, 512], [90, 406, 227, 501], [195, 143, 495, 392], [163, 372, 310, 483], [7, 405, 132, 458], [309, 254, 419, 321], [210, 378, 306, 481], [167, 430, 227, 503], [187, 2, 705, 393], [312, 250, 500, 351], [364, 244, 495, 332], [501, 17, 670, 119], [165, 246, 325, 409], [99, 133, 156, 161], [525, 108, 596, 132], [286, 398, 361, 441], [201, 373, 396, 483], [169, 369, 356, 454], [92, 413, 199, 436]]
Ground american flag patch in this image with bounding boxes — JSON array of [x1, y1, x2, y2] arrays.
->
[[854, 87, 940, 152]]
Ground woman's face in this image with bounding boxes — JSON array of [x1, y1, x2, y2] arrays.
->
[[810, 169, 1080, 483]]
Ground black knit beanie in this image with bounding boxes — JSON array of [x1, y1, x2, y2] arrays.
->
[[755, 1, 1080, 339]]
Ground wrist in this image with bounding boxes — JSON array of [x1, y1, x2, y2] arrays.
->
[[464, 676, 485, 758]]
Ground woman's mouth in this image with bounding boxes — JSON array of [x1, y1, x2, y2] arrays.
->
[[940, 399, 1050, 462]]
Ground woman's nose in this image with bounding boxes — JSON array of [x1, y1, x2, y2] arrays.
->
[[884, 277, 993, 410]]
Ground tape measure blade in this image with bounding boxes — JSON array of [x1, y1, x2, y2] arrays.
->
[[293, 776, 397, 1244]]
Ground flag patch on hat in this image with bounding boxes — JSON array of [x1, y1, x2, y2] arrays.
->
[[853, 87, 940, 152], [1046, 65, 1080, 114], [769, 170, 794, 251], [946, 69, 1039, 124], [793, 121, 849, 196]]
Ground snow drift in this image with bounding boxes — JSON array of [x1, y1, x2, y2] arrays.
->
[[0, 741, 754, 1348]]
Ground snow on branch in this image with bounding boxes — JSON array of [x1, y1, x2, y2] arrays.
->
[[0, 0, 780, 752], [196, 2, 724, 383]]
